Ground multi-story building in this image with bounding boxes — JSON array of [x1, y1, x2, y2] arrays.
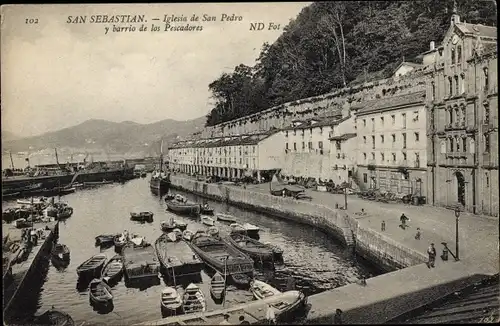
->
[[328, 115, 357, 185], [280, 113, 348, 181], [352, 91, 428, 196], [168, 130, 284, 181], [425, 11, 498, 215]]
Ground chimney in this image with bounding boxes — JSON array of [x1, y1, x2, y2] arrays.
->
[[430, 41, 435, 51]]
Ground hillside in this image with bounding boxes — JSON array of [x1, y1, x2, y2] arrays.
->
[[1, 117, 205, 156], [205, 0, 497, 126], [1, 130, 21, 142]]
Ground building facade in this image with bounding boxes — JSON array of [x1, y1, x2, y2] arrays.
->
[[168, 131, 284, 181], [353, 91, 428, 196], [425, 12, 498, 215], [328, 115, 357, 185]]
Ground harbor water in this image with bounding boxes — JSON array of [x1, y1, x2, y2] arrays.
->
[[4, 177, 380, 325]]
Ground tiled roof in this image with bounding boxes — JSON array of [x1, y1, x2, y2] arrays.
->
[[283, 115, 348, 131], [456, 23, 497, 39], [353, 91, 425, 115], [168, 130, 278, 149], [329, 133, 357, 141]]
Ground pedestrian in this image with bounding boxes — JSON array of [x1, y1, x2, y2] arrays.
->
[[238, 316, 250, 325], [400, 213, 409, 229], [266, 304, 276, 325], [415, 228, 421, 240], [219, 314, 231, 325], [427, 243, 436, 268], [333, 309, 343, 324], [381, 220, 386, 231]]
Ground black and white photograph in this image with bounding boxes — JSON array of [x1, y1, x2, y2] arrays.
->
[[1, 1, 498, 325]]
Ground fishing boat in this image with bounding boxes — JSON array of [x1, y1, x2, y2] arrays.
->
[[95, 234, 117, 247], [231, 273, 252, 289], [166, 200, 201, 217], [161, 219, 187, 232], [207, 226, 219, 238], [51, 243, 70, 261], [76, 253, 107, 279], [122, 241, 160, 282], [33, 308, 75, 326], [13, 218, 33, 229], [16, 197, 48, 205], [102, 254, 124, 285], [188, 233, 254, 277], [200, 204, 214, 215], [150, 140, 170, 195], [130, 211, 154, 222], [56, 206, 73, 220], [154, 233, 203, 278], [182, 283, 206, 314], [145, 290, 307, 325], [83, 180, 114, 187], [210, 272, 226, 301], [160, 287, 183, 316], [201, 216, 215, 226], [175, 221, 188, 231], [215, 213, 237, 223], [140, 171, 147, 178], [223, 233, 274, 263], [182, 230, 194, 241], [250, 279, 282, 300], [89, 278, 113, 306], [230, 223, 260, 239], [113, 232, 129, 252]]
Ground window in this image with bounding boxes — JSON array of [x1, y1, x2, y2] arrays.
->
[[319, 127, 323, 134], [253, 146, 255, 153], [484, 134, 490, 152], [456, 136, 460, 151], [455, 108, 460, 125], [485, 173, 489, 187], [392, 153, 396, 162], [451, 48, 455, 64], [363, 153, 367, 161], [381, 135, 385, 143], [461, 107, 466, 125], [381, 153, 385, 162], [403, 152, 407, 161], [415, 152, 420, 163], [415, 132, 420, 142], [402, 133, 407, 149], [391, 115, 395, 125], [448, 76, 453, 97], [431, 81, 436, 100], [402, 113, 406, 129], [308, 141, 313, 149], [440, 140, 446, 154], [335, 141, 341, 150], [285, 131, 288, 137], [371, 152, 375, 160], [318, 141, 323, 149], [484, 68, 489, 91], [302, 142, 305, 149], [363, 119, 366, 127], [240, 158, 242, 164], [449, 108, 453, 124], [449, 138, 454, 152], [293, 142, 297, 151], [363, 136, 367, 144], [293, 130, 296, 136], [462, 137, 467, 152], [454, 75, 459, 95], [457, 45, 462, 63], [363, 173, 368, 183], [381, 117, 384, 126], [392, 134, 396, 143], [413, 112, 419, 122], [286, 143, 289, 150], [485, 102, 490, 123], [309, 128, 312, 135], [371, 135, 375, 149], [460, 74, 465, 94], [371, 118, 375, 131]]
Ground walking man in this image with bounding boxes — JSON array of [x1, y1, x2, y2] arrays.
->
[[333, 309, 343, 324], [427, 243, 436, 268], [400, 214, 409, 229], [415, 228, 421, 240]]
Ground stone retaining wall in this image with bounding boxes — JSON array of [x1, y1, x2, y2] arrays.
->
[[169, 176, 426, 272]]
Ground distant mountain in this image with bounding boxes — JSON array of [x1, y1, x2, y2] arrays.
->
[[1, 117, 205, 156], [1, 130, 21, 142]]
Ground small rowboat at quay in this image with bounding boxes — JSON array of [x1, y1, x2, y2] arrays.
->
[[102, 254, 124, 285], [182, 283, 206, 314], [160, 287, 183, 316], [161, 219, 188, 232], [201, 216, 215, 226], [89, 278, 113, 306], [51, 244, 70, 261], [230, 223, 260, 239], [231, 273, 252, 289], [56, 207, 74, 220], [210, 272, 226, 301], [130, 211, 154, 222], [166, 200, 201, 217], [215, 213, 237, 223], [182, 230, 194, 241], [250, 279, 282, 300], [223, 233, 274, 263], [76, 253, 107, 279], [95, 234, 117, 246], [33, 308, 75, 326]]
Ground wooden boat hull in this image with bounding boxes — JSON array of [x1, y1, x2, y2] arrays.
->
[[250, 280, 281, 300], [215, 214, 237, 223], [155, 234, 203, 278], [231, 273, 252, 289], [201, 217, 215, 226], [89, 279, 113, 306], [33, 309, 75, 326], [223, 234, 274, 262], [130, 212, 154, 222], [161, 221, 187, 232], [122, 242, 160, 282], [150, 177, 170, 195], [76, 254, 106, 279], [182, 285, 206, 314], [160, 288, 183, 317], [102, 255, 124, 285], [51, 244, 70, 261], [56, 207, 73, 220], [201, 207, 214, 215], [95, 235, 116, 246], [210, 273, 226, 301], [188, 235, 254, 277], [166, 201, 201, 217]]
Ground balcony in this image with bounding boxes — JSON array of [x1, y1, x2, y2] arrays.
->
[[481, 120, 495, 131], [367, 159, 377, 171]]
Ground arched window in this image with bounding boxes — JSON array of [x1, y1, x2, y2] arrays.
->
[[484, 134, 490, 152], [461, 106, 466, 125], [484, 68, 489, 91], [448, 77, 453, 97], [462, 137, 467, 152], [456, 136, 460, 151], [469, 138, 475, 154], [449, 137, 454, 152], [455, 107, 460, 125], [457, 46, 462, 63], [431, 81, 436, 100], [451, 48, 456, 64], [449, 107, 454, 124], [454, 75, 459, 95], [440, 140, 446, 154]]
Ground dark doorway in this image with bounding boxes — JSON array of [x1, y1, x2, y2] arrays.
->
[[455, 172, 466, 206]]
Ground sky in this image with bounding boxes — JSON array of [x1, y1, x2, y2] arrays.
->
[[1, 3, 310, 137]]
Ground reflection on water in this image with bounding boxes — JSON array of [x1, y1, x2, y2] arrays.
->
[[3, 178, 379, 324]]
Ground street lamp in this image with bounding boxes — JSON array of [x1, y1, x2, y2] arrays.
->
[[453, 205, 461, 261]]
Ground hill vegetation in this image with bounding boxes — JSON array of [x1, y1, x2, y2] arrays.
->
[[205, 0, 496, 126]]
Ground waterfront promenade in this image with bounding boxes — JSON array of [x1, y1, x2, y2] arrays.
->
[[240, 181, 499, 275]]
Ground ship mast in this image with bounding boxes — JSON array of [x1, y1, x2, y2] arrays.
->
[[9, 152, 15, 170], [54, 148, 61, 169], [159, 139, 164, 172]]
